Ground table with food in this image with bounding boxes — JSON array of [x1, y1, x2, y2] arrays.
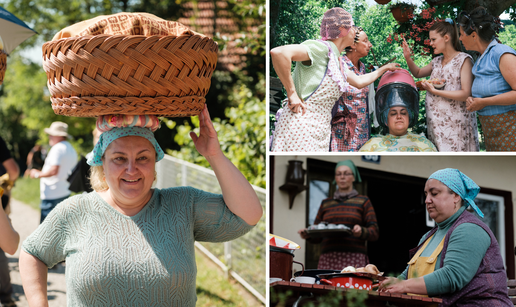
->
[[269, 234, 442, 306]]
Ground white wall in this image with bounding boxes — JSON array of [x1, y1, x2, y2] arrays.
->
[[272, 155, 516, 269]]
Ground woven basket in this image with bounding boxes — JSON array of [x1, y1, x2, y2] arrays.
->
[[42, 34, 218, 117], [0, 52, 6, 85]]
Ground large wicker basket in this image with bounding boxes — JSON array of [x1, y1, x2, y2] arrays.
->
[[0, 52, 6, 85], [42, 34, 218, 117]]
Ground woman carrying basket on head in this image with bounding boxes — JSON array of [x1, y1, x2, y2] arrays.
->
[[20, 111, 263, 307], [270, 7, 400, 152], [19, 13, 263, 307]]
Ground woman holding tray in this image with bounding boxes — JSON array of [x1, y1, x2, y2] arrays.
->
[[298, 160, 379, 270], [19, 108, 263, 306], [402, 20, 478, 152], [379, 168, 511, 306], [270, 7, 400, 152]]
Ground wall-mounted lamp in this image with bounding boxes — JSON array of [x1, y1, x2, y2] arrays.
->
[[279, 160, 307, 209]]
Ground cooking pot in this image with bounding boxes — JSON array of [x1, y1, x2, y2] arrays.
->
[[294, 269, 339, 284], [317, 273, 377, 290], [270, 246, 304, 281]]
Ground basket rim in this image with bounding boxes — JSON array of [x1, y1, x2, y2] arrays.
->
[[43, 33, 217, 46]]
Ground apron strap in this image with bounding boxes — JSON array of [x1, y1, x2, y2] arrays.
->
[[408, 234, 434, 265], [426, 236, 446, 264]]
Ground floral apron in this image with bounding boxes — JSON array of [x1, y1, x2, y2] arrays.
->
[[407, 234, 445, 299], [271, 41, 347, 152]]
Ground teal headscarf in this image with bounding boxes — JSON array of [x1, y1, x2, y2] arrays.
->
[[428, 168, 483, 218], [87, 127, 165, 166], [334, 160, 362, 183]]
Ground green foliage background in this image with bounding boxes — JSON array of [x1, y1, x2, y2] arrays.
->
[[0, 0, 265, 188]]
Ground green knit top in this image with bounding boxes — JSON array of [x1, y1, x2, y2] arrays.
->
[[22, 187, 253, 306], [400, 206, 491, 296]]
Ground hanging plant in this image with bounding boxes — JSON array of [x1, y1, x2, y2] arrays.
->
[[389, 1, 416, 24], [387, 6, 438, 58]]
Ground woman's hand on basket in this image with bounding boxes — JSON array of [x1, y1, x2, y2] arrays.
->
[[190, 105, 222, 158]]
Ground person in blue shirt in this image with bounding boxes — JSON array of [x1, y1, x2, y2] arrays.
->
[[458, 6, 516, 151]]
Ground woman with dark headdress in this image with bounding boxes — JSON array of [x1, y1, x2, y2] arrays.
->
[[298, 160, 379, 270], [458, 7, 516, 151], [270, 8, 400, 152], [379, 168, 511, 306]]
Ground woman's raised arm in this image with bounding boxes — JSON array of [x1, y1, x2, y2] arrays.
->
[[190, 106, 263, 225], [347, 62, 401, 89]]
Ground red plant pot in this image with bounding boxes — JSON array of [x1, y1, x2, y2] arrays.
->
[[375, 0, 391, 4], [390, 6, 414, 24]]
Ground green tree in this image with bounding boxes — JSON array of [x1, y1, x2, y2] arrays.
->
[[499, 24, 516, 49], [165, 73, 265, 188]]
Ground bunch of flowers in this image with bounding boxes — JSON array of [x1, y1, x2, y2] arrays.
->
[[387, 6, 442, 57]]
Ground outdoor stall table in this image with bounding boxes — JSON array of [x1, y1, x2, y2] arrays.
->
[[270, 281, 443, 307]]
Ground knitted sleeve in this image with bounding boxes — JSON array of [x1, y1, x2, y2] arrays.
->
[[359, 197, 379, 241], [189, 187, 254, 242]]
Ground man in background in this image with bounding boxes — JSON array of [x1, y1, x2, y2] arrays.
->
[[0, 136, 20, 307], [30, 121, 77, 223]]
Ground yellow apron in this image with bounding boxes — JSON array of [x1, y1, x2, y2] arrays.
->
[[407, 234, 446, 297]]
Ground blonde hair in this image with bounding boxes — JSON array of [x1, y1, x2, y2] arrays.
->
[[90, 165, 108, 192], [89, 165, 158, 192]]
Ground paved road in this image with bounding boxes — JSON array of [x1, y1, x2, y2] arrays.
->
[[7, 198, 67, 307]]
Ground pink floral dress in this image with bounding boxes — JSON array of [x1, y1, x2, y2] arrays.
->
[[271, 41, 348, 152], [426, 53, 479, 152]]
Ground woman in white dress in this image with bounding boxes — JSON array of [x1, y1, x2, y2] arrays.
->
[[402, 19, 479, 152]]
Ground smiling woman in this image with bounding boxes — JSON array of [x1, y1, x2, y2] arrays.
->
[[19, 110, 263, 307]]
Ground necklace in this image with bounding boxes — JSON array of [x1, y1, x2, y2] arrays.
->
[[441, 51, 459, 66]]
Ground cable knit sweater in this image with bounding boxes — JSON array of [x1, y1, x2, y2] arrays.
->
[[22, 187, 253, 306]]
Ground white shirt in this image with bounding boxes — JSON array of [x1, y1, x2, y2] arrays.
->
[[40, 141, 78, 200]]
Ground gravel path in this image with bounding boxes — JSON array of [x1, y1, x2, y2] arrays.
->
[[7, 198, 67, 307]]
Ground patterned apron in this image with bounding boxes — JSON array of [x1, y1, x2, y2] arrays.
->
[[271, 41, 347, 152]]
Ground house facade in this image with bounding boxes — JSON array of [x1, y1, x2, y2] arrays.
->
[[270, 155, 516, 278]]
